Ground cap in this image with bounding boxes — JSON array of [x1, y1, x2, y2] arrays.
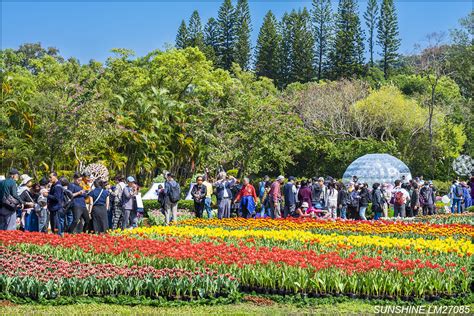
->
[[277, 175, 285, 181], [9, 168, 19, 175], [301, 202, 309, 208], [318, 177, 324, 181], [20, 174, 33, 186], [288, 176, 295, 181], [73, 173, 81, 179], [127, 176, 135, 183], [81, 171, 91, 177]]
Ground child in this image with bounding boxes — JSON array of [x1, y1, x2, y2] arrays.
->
[[36, 190, 49, 233]]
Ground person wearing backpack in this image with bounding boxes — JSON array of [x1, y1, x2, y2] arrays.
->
[[0, 169, 23, 231], [391, 180, 410, 218], [419, 181, 435, 216], [450, 180, 464, 214], [164, 173, 180, 224], [88, 179, 110, 233]]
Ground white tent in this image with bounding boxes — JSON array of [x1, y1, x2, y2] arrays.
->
[[142, 182, 164, 200]]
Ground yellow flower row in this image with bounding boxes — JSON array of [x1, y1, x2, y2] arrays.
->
[[118, 225, 474, 254]]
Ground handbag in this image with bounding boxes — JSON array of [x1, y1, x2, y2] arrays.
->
[[2, 194, 20, 211]]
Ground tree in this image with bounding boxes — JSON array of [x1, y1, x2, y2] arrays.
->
[[204, 17, 220, 63], [176, 20, 189, 49], [330, 0, 365, 79], [364, 0, 379, 66], [377, 0, 400, 79], [234, 0, 252, 70], [217, 0, 237, 70], [255, 11, 281, 81], [290, 8, 315, 83], [277, 12, 294, 88], [187, 10, 205, 51], [311, 0, 333, 80]]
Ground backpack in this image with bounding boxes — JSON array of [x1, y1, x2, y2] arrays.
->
[[394, 191, 405, 206], [454, 184, 463, 198], [168, 182, 181, 203], [63, 189, 74, 211]]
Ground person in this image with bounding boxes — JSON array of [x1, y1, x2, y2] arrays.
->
[[402, 183, 413, 217], [234, 177, 258, 218], [269, 176, 284, 219], [17, 174, 33, 196], [88, 179, 110, 233], [68, 173, 89, 233], [121, 176, 138, 229], [110, 175, 126, 229], [290, 202, 312, 218], [410, 182, 421, 217], [450, 180, 464, 214], [391, 180, 410, 218], [18, 175, 33, 230], [47, 172, 65, 235], [311, 177, 326, 209], [157, 184, 167, 217], [230, 179, 242, 217], [381, 183, 391, 218], [60, 177, 74, 231], [326, 182, 338, 219], [336, 182, 349, 219], [347, 183, 359, 220], [297, 180, 312, 208], [258, 176, 270, 215], [214, 172, 235, 219], [469, 176, 474, 204], [202, 176, 213, 219], [164, 173, 180, 225], [35, 191, 48, 233], [419, 181, 435, 216], [371, 183, 384, 220], [461, 182, 472, 211], [283, 176, 297, 218], [259, 181, 272, 218], [80, 172, 93, 215], [191, 176, 207, 218], [20, 180, 39, 231], [358, 183, 369, 220]]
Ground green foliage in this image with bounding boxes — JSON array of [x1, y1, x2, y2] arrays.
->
[[311, 0, 333, 80], [255, 11, 281, 81], [234, 0, 252, 70], [364, 0, 379, 66], [176, 20, 188, 49], [217, 0, 237, 70], [377, 0, 401, 79]]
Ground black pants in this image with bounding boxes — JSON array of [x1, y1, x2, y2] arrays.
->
[[423, 205, 434, 216], [348, 206, 359, 220], [194, 201, 205, 218], [69, 205, 90, 234], [92, 205, 108, 233]]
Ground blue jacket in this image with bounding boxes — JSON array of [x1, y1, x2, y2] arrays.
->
[[47, 181, 64, 212]]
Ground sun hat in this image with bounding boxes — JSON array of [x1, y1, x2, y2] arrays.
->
[[127, 176, 135, 183], [277, 175, 285, 181], [20, 174, 33, 186], [301, 202, 309, 208]]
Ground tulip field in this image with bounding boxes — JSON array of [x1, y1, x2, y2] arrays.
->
[[1, 214, 473, 310]]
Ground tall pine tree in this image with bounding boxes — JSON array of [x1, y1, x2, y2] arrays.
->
[[330, 0, 365, 79], [176, 20, 189, 49], [364, 0, 379, 66], [377, 0, 400, 79], [278, 12, 294, 87], [234, 0, 252, 70], [255, 10, 281, 81], [291, 8, 315, 83], [311, 0, 333, 80], [204, 17, 219, 63], [187, 10, 205, 51], [217, 0, 237, 70]]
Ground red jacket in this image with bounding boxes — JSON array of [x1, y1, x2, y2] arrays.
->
[[235, 184, 257, 201]]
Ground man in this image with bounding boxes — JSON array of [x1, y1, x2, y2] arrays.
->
[[391, 180, 410, 218], [258, 176, 270, 215], [234, 177, 258, 218], [312, 177, 326, 209], [214, 172, 235, 219], [450, 180, 464, 214], [68, 173, 90, 233], [419, 181, 435, 216], [60, 177, 74, 231], [283, 176, 297, 218], [191, 176, 207, 218], [121, 176, 138, 229], [111, 175, 126, 229], [202, 176, 213, 219], [268, 175, 284, 219], [47, 172, 65, 235], [164, 173, 180, 225], [0, 169, 23, 230]]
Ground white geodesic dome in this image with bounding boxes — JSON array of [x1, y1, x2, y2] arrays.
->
[[342, 154, 412, 186]]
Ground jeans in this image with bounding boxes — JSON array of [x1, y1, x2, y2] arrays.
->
[[122, 209, 137, 229], [69, 205, 90, 234], [374, 212, 382, 220], [50, 209, 65, 235], [359, 206, 367, 220], [394, 204, 406, 218], [165, 202, 178, 224], [65, 208, 74, 231], [339, 205, 347, 219], [270, 200, 281, 219], [204, 197, 212, 219], [451, 199, 462, 214]]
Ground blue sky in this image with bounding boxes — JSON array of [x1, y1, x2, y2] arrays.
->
[[1, 1, 471, 64]]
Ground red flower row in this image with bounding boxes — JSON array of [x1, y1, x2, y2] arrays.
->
[[0, 231, 454, 274]]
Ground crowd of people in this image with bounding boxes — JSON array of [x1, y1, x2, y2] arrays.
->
[[1, 167, 473, 234]]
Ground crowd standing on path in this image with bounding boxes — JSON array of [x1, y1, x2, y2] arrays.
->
[[1, 167, 473, 233]]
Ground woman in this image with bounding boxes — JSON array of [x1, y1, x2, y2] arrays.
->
[[88, 179, 110, 233], [20, 181, 40, 232], [410, 182, 420, 217], [297, 180, 313, 208], [326, 182, 338, 219], [337, 182, 349, 219], [371, 183, 384, 220], [381, 183, 391, 218], [291, 202, 312, 218], [347, 183, 359, 220], [358, 183, 369, 220], [234, 177, 258, 218], [191, 176, 207, 218]]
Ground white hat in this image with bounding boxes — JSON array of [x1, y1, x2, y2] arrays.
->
[[277, 175, 285, 181], [20, 174, 33, 186], [301, 202, 309, 208]]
